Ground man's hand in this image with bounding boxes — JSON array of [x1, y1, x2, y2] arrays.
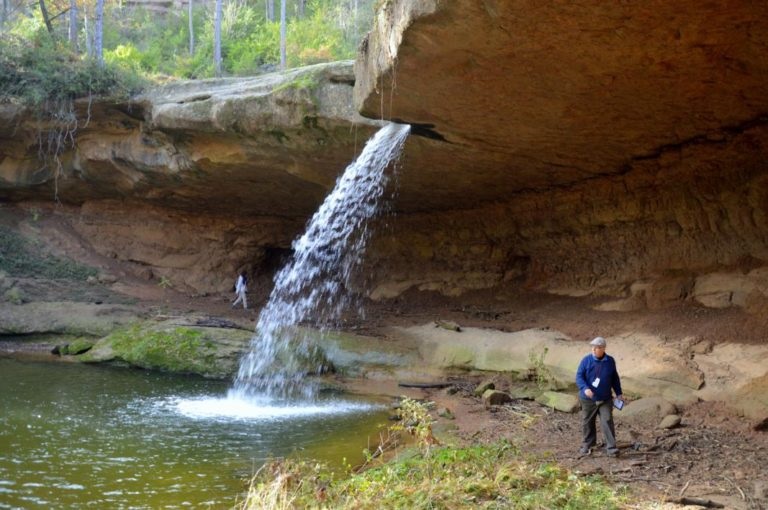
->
[[585, 389, 594, 398], [616, 394, 625, 402]]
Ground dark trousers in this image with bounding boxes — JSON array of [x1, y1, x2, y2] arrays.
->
[[580, 398, 618, 453]]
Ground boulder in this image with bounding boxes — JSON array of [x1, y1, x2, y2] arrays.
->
[[474, 380, 495, 396], [616, 397, 678, 422], [658, 414, 682, 429], [535, 391, 579, 413], [482, 389, 512, 408]]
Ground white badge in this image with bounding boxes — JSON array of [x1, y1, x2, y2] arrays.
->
[[591, 377, 600, 388]]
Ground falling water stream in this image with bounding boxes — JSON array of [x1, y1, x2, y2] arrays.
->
[[230, 122, 411, 401], [0, 123, 411, 508]]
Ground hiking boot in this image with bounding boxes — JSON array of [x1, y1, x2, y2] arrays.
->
[[578, 446, 592, 455], [606, 449, 620, 457]]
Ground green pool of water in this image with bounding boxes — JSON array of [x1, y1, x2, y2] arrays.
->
[[0, 358, 389, 508]]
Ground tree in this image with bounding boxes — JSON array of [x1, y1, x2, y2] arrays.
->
[[188, 0, 194, 56], [213, 0, 222, 77], [38, 0, 54, 34], [279, 0, 286, 70], [94, 0, 103, 66], [68, 0, 78, 50], [265, 0, 273, 22], [1, 0, 8, 26]]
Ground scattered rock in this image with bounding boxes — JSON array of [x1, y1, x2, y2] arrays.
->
[[535, 391, 579, 413], [474, 380, 495, 396], [482, 389, 512, 408], [507, 386, 538, 401], [753, 416, 768, 431], [435, 320, 461, 332], [97, 273, 118, 284], [658, 414, 682, 429], [617, 397, 678, 422], [437, 407, 455, 419]]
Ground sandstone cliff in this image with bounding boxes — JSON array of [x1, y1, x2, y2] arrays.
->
[[354, 0, 768, 309], [1, 2, 767, 405]]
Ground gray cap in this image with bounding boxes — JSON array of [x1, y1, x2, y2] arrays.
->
[[590, 336, 606, 347]]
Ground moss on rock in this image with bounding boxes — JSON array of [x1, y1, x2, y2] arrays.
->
[[81, 320, 252, 378]]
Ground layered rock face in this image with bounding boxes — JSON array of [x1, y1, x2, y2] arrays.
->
[[355, 0, 768, 308], [2, 3, 768, 312], [1, 62, 383, 292]]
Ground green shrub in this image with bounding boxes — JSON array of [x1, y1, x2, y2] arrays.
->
[[238, 440, 629, 509], [0, 32, 144, 107], [3, 287, 23, 305]]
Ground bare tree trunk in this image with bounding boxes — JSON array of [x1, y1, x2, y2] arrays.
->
[[84, 6, 91, 57], [297, 0, 305, 18], [94, 0, 104, 67], [1, 0, 8, 26], [39, 0, 54, 34], [214, 0, 222, 77], [265, 0, 273, 22], [188, 0, 194, 55], [68, 0, 78, 50], [279, 0, 286, 70]]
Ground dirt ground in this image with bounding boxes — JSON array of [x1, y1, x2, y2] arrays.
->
[[401, 378, 767, 510]]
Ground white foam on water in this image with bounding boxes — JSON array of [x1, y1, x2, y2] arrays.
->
[[171, 396, 381, 421]]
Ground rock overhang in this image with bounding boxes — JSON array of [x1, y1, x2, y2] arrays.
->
[[354, 0, 768, 212], [0, 61, 385, 218]]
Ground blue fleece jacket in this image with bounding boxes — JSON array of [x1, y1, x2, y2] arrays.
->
[[575, 353, 622, 401]]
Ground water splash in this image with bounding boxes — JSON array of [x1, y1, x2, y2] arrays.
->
[[230, 123, 410, 400]]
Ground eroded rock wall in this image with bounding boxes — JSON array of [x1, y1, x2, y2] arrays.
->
[[352, 0, 768, 311], [363, 124, 768, 304], [1, 62, 385, 293]]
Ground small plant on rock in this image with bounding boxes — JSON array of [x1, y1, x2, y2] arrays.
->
[[528, 346, 555, 390]]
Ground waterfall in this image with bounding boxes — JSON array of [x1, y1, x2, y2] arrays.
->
[[230, 123, 411, 401]]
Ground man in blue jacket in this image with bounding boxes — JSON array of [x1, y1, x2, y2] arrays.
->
[[575, 336, 624, 456]]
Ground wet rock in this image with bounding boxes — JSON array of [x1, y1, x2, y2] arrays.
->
[[67, 338, 95, 355]]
